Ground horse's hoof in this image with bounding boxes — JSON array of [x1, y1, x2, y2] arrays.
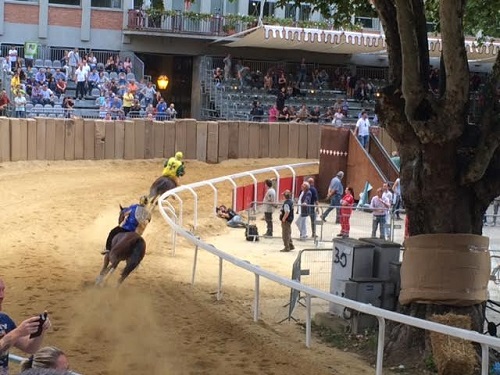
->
[[95, 276, 103, 286]]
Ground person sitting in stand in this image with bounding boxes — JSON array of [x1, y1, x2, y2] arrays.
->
[[101, 195, 151, 255], [30, 84, 43, 105], [87, 68, 100, 92], [55, 79, 67, 97], [162, 151, 185, 186], [216, 205, 247, 228], [309, 106, 321, 123]]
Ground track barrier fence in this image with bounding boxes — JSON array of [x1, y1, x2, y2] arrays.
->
[[157, 161, 500, 375]]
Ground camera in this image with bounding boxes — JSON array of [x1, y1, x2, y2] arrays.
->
[[29, 311, 48, 339]]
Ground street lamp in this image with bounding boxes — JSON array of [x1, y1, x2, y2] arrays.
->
[[157, 75, 169, 90]]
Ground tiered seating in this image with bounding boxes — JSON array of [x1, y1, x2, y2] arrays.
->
[[218, 79, 376, 122]]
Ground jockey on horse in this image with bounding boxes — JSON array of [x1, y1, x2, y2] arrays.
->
[[162, 151, 185, 186], [101, 195, 151, 255]]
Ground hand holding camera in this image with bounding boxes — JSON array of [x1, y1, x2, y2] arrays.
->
[[29, 311, 49, 339]]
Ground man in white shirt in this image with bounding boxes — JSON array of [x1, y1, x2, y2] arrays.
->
[[14, 92, 27, 118], [67, 48, 80, 79], [355, 111, 371, 149], [74, 63, 88, 100], [81, 59, 91, 75], [8, 46, 17, 71], [263, 179, 276, 237], [382, 182, 393, 239]]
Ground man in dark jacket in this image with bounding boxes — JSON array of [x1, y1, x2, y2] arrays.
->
[[308, 177, 319, 238], [280, 190, 294, 252]]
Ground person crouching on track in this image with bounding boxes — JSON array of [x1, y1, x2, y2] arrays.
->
[[216, 205, 247, 228], [162, 151, 185, 186], [101, 195, 151, 255]]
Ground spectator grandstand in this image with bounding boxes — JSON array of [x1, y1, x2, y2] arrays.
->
[[0, 50, 489, 125], [0, 50, 169, 120], [199, 55, 489, 124]]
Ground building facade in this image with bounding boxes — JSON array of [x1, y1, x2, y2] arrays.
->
[[0, 1, 494, 119]]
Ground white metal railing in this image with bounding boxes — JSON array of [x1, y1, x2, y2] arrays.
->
[[157, 162, 500, 375]]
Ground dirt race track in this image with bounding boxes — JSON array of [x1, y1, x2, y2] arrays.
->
[[0, 158, 379, 375]]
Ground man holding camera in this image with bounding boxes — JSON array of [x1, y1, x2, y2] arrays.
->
[[0, 278, 51, 374]]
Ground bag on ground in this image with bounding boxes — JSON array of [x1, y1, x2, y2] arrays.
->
[[245, 224, 259, 242]]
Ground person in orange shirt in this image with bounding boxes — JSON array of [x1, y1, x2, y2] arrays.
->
[[127, 79, 138, 95]]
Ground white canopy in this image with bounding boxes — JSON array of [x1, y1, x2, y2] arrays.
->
[[226, 25, 386, 55], [225, 25, 499, 62]]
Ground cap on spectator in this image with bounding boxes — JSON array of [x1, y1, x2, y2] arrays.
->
[[337, 171, 344, 178]]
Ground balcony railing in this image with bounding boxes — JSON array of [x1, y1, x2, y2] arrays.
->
[[126, 10, 383, 36], [127, 10, 257, 36]]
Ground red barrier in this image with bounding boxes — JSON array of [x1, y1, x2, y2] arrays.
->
[[232, 174, 319, 212], [256, 181, 266, 202], [242, 185, 255, 210], [294, 176, 307, 196], [277, 177, 293, 197], [235, 186, 245, 212]]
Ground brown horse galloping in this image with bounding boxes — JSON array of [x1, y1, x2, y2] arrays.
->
[[95, 207, 147, 286], [95, 232, 146, 286]]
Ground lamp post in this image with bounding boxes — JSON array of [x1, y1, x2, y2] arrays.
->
[[157, 75, 169, 90]]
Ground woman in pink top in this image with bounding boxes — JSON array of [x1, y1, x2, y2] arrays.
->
[[124, 57, 133, 71], [268, 105, 279, 122]]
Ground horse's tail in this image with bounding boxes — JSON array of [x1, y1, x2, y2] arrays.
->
[[120, 237, 146, 283]]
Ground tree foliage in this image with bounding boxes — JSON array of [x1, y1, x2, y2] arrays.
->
[[150, 0, 164, 12], [277, 0, 500, 38], [425, 0, 500, 39]]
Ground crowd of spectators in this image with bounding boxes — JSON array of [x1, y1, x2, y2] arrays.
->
[[1, 46, 178, 121], [212, 54, 489, 124], [213, 54, 381, 124], [248, 95, 378, 125], [216, 54, 378, 100]]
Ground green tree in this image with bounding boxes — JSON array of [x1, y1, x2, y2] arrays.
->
[[151, 0, 164, 12], [277, 0, 500, 360]]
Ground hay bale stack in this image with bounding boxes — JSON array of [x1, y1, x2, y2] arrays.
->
[[429, 313, 477, 375]]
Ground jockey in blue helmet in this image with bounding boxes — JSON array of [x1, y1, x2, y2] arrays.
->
[[101, 195, 151, 255]]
